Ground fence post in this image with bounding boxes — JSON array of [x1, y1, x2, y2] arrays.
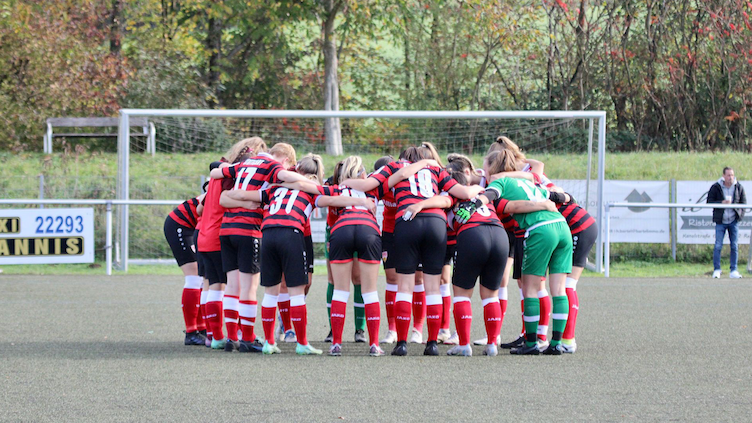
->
[[605, 203, 611, 278], [106, 201, 113, 276], [38, 174, 44, 209], [671, 179, 677, 261]]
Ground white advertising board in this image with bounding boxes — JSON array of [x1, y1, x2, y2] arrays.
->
[[675, 180, 752, 245], [0, 208, 95, 264]]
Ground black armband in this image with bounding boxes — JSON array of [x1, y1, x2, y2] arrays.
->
[[482, 187, 500, 203], [548, 191, 567, 204]]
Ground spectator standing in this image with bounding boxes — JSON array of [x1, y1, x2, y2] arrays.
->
[[707, 167, 746, 278]]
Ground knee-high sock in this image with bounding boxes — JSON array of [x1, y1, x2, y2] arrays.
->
[[290, 295, 309, 345], [199, 290, 209, 337], [551, 295, 569, 346], [362, 291, 381, 346], [439, 284, 451, 330], [412, 284, 426, 332], [537, 289, 551, 341], [181, 275, 202, 333], [384, 284, 397, 332], [205, 290, 225, 341], [278, 293, 292, 332], [353, 284, 366, 331], [223, 295, 240, 342], [483, 297, 502, 345], [261, 294, 278, 345], [330, 289, 349, 345], [425, 294, 442, 342], [563, 277, 579, 341], [523, 297, 540, 347], [395, 292, 412, 342], [238, 300, 257, 342], [452, 297, 472, 346]]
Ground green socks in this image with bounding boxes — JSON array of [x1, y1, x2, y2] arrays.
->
[[523, 297, 540, 347], [326, 282, 334, 326], [353, 284, 366, 331], [551, 295, 569, 346]]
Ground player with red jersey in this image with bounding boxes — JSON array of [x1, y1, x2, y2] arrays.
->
[[164, 194, 205, 346]]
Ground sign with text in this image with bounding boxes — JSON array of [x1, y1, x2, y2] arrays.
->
[[676, 180, 752, 245], [0, 208, 95, 264]]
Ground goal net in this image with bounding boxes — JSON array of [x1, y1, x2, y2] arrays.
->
[[116, 110, 607, 270]]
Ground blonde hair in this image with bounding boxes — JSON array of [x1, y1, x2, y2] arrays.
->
[[296, 153, 324, 185], [226, 137, 266, 163], [339, 156, 365, 182], [485, 150, 519, 175], [420, 142, 443, 167], [268, 143, 297, 167], [487, 136, 526, 163], [446, 153, 475, 173]]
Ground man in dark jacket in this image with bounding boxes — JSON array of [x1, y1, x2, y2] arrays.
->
[[707, 167, 746, 278]]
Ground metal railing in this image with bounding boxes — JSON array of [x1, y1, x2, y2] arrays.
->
[[0, 199, 183, 276], [604, 202, 751, 277]]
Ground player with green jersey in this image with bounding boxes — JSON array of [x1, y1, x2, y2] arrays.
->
[[455, 149, 573, 355]]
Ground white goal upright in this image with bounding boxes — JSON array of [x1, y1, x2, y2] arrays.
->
[[117, 109, 607, 272]]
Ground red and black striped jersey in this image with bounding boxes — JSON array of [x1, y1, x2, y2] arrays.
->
[[260, 186, 319, 233], [450, 198, 502, 237], [318, 184, 381, 234], [557, 202, 596, 235], [379, 186, 397, 233], [493, 198, 525, 239], [304, 218, 312, 237], [372, 161, 457, 221], [197, 178, 226, 252], [168, 197, 200, 229], [219, 154, 284, 238]]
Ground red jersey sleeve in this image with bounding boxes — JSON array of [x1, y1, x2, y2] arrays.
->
[[221, 164, 238, 179], [317, 185, 341, 196], [371, 162, 397, 187]]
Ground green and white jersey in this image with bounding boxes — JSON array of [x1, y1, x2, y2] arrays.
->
[[486, 177, 562, 230]]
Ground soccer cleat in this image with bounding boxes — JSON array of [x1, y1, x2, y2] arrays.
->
[[536, 339, 550, 352], [210, 338, 227, 350], [437, 328, 451, 343], [473, 334, 501, 346], [283, 330, 297, 343], [391, 341, 408, 356], [184, 331, 206, 346], [483, 343, 498, 357], [369, 344, 386, 357], [380, 330, 397, 344], [443, 331, 459, 345], [510, 344, 540, 355], [296, 343, 323, 355], [262, 341, 281, 355], [712, 269, 721, 278], [324, 330, 333, 343], [238, 339, 263, 353], [409, 328, 423, 344], [541, 344, 563, 355], [423, 340, 439, 356], [329, 343, 342, 356], [500, 335, 525, 349], [558, 342, 577, 354], [224, 339, 240, 352], [447, 344, 473, 357], [730, 270, 743, 279], [354, 329, 367, 343], [204, 336, 212, 348]]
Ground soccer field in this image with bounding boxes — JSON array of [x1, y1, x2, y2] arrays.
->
[[1, 274, 750, 422]]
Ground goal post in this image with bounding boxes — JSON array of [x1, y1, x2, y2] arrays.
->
[[117, 109, 607, 272]]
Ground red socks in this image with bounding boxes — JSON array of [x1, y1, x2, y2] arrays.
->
[[223, 295, 239, 342], [395, 293, 412, 342], [330, 290, 349, 345], [385, 284, 397, 332], [205, 290, 225, 340], [483, 298, 502, 345], [181, 275, 202, 333], [238, 300, 257, 342], [440, 284, 451, 331], [362, 291, 381, 346], [261, 294, 278, 345], [278, 293, 292, 332], [425, 294, 442, 342], [538, 289, 551, 341], [412, 285, 426, 333], [452, 297, 472, 346], [563, 278, 579, 340], [289, 295, 308, 345]]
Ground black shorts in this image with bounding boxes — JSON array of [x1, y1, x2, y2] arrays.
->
[[511, 234, 524, 280], [571, 223, 598, 269], [200, 250, 226, 285], [330, 225, 382, 264], [381, 231, 396, 270], [163, 217, 196, 267], [260, 227, 308, 288], [444, 243, 456, 267], [452, 225, 509, 291], [393, 215, 447, 275], [194, 230, 204, 277], [305, 235, 314, 274], [220, 235, 261, 274]]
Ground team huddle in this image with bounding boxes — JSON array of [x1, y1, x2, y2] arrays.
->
[[163, 136, 597, 357]]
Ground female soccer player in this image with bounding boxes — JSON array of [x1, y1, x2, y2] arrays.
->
[[343, 146, 483, 356], [225, 156, 375, 355], [164, 193, 205, 346]]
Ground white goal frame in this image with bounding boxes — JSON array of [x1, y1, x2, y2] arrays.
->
[[117, 109, 607, 272]]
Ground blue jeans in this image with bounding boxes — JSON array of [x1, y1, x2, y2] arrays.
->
[[713, 221, 739, 271]]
